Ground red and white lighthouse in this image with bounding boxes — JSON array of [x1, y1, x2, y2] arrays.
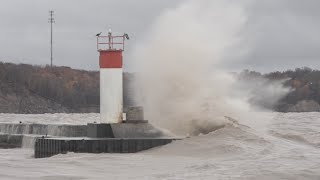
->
[[97, 29, 129, 123]]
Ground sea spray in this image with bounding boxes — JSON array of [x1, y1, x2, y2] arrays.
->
[[21, 135, 37, 149], [130, 0, 289, 135]]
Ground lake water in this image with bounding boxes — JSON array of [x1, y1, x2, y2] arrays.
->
[[0, 112, 319, 180]]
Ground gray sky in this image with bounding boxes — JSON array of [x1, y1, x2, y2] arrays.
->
[[242, 0, 320, 72], [0, 0, 319, 72]]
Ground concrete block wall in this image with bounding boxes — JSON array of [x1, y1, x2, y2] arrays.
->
[[0, 134, 23, 148]]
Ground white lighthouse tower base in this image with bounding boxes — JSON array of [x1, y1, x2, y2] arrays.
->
[[100, 68, 123, 123]]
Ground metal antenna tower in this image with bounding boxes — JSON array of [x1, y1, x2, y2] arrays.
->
[[48, 10, 55, 67]]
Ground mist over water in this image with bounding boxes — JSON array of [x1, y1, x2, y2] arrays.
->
[[130, 0, 289, 135]]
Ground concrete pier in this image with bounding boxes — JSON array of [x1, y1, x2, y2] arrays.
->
[[0, 122, 179, 158]]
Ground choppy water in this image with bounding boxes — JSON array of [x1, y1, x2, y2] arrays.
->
[[0, 112, 319, 180]]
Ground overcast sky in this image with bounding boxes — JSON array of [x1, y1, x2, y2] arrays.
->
[[0, 0, 319, 72]]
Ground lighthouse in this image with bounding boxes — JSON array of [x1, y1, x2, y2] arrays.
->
[[30, 29, 178, 159], [97, 29, 129, 123]]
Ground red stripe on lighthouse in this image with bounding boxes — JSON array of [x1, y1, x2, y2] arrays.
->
[[99, 50, 123, 68]]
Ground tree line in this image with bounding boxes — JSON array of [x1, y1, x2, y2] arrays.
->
[[0, 62, 99, 112], [0, 62, 319, 113], [239, 67, 320, 111]]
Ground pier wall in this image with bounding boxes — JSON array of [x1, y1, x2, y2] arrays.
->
[[35, 138, 174, 158]]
